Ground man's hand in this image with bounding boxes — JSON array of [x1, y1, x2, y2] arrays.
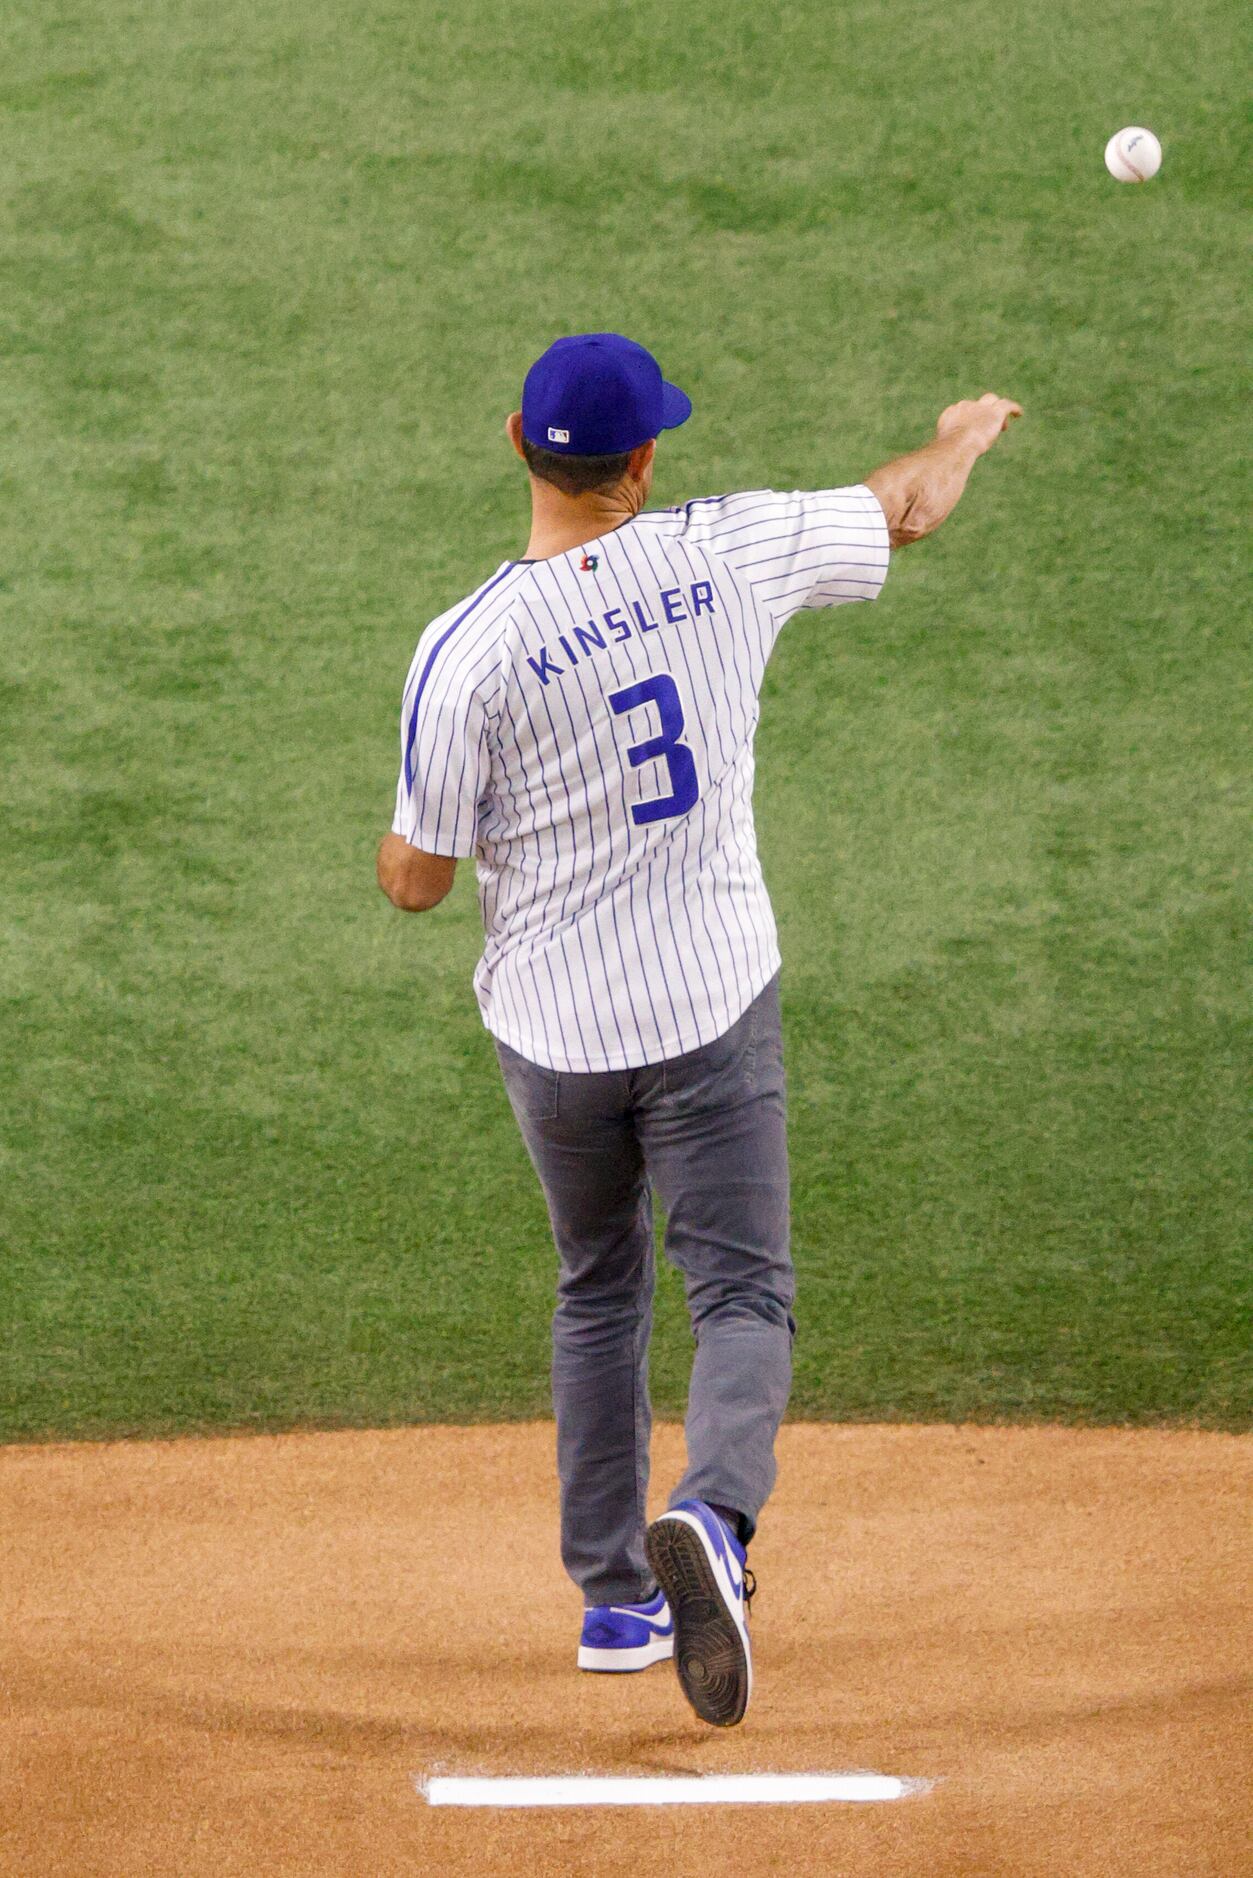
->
[[865, 392, 1023, 549], [935, 392, 1023, 455]]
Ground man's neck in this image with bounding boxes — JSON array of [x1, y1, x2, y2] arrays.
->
[[521, 481, 644, 562]]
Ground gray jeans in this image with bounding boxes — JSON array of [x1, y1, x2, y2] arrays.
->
[[494, 973, 794, 1604]]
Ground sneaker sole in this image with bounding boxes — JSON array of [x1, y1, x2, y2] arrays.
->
[[645, 1515, 751, 1727]]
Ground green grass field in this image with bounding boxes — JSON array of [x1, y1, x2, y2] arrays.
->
[[1, 0, 1248, 1440]]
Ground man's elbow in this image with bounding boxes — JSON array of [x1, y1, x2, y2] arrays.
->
[[879, 489, 930, 549], [889, 509, 929, 549], [864, 472, 930, 549], [376, 836, 454, 912], [378, 871, 449, 914], [382, 877, 444, 913]]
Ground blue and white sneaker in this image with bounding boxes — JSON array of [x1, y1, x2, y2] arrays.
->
[[645, 1500, 755, 1727], [577, 1588, 675, 1673]]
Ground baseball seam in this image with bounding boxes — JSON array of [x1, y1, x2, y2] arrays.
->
[[1118, 132, 1147, 182]]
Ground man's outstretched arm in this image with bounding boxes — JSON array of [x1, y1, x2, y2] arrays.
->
[[864, 393, 1022, 549]]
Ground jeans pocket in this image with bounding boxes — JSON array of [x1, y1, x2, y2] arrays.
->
[[496, 1041, 561, 1122], [661, 996, 756, 1101], [743, 995, 761, 1091]]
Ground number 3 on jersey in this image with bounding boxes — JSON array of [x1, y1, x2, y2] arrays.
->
[[607, 673, 700, 826]]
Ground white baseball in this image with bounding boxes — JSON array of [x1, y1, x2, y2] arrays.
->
[[1104, 126, 1162, 183]]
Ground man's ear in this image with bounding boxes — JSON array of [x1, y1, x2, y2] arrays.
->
[[629, 438, 656, 481], [506, 412, 527, 460]]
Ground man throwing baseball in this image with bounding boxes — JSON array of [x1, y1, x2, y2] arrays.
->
[[378, 334, 1020, 1727]]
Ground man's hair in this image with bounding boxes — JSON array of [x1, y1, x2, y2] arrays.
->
[[521, 434, 632, 496]]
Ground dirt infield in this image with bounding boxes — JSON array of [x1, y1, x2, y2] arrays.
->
[[1, 1423, 1248, 1875]]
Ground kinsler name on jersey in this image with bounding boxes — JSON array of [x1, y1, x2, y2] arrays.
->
[[525, 580, 716, 689]]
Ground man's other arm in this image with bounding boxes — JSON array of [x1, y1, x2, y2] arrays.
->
[[864, 393, 1022, 549], [376, 833, 456, 912]]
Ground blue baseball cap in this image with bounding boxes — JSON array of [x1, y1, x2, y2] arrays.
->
[[521, 333, 692, 456]]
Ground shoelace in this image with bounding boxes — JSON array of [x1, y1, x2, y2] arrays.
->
[[743, 1566, 757, 1612]]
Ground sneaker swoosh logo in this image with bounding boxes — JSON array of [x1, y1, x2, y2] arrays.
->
[[607, 1605, 672, 1631], [705, 1522, 744, 1598]]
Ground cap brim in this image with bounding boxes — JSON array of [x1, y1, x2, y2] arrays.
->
[[660, 380, 692, 431]]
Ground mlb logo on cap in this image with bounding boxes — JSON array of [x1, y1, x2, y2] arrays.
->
[[523, 333, 692, 456]]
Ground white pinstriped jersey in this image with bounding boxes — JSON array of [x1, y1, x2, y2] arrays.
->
[[392, 486, 890, 1072]]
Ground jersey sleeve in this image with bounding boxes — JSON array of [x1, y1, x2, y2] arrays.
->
[[392, 651, 492, 858], [691, 484, 890, 631]]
